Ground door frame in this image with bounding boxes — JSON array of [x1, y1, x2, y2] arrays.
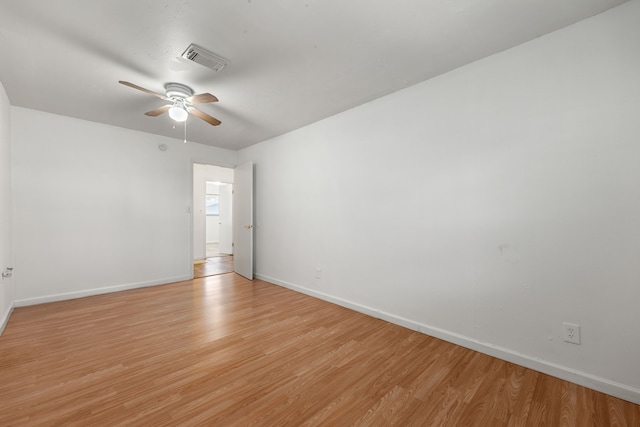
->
[[189, 160, 236, 279]]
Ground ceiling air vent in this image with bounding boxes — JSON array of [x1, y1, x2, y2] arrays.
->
[[181, 44, 229, 72]]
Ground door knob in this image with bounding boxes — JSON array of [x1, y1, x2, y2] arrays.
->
[[244, 225, 253, 229]]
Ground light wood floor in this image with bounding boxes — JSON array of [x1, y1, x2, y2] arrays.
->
[[1, 274, 638, 426], [193, 255, 234, 278], [206, 242, 231, 258]]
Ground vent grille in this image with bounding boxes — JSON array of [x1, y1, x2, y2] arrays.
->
[[181, 44, 229, 72]]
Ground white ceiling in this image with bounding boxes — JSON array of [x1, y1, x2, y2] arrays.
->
[[0, 0, 628, 150]]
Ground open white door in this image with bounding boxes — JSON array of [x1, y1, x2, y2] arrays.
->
[[233, 161, 254, 279]]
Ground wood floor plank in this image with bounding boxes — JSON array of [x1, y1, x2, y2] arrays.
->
[[1, 273, 638, 425]]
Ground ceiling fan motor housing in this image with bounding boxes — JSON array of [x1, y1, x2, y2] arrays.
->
[[165, 82, 193, 100]]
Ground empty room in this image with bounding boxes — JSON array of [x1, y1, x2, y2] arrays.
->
[[1, 0, 639, 425]]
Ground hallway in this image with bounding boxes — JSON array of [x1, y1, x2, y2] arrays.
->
[[194, 255, 234, 278]]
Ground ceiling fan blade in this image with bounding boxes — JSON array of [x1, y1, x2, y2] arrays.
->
[[119, 81, 168, 100], [187, 93, 218, 104], [144, 105, 171, 116], [189, 107, 221, 126]]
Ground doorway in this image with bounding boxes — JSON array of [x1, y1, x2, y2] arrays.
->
[[193, 164, 234, 278]]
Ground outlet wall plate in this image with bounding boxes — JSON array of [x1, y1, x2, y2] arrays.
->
[[563, 322, 581, 344]]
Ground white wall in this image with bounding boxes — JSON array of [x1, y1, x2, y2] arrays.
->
[[192, 164, 234, 259], [217, 184, 233, 254], [12, 107, 237, 304], [0, 81, 13, 333], [206, 182, 220, 195], [205, 182, 220, 244], [239, 2, 640, 403], [206, 215, 219, 243]]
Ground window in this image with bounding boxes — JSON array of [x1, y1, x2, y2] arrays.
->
[[206, 194, 219, 216]]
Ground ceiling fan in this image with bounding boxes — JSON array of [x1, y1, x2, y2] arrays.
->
[[118, 81, 221, 126]]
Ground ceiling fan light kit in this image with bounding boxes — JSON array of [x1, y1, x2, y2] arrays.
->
[[168, 103, 188, 122]]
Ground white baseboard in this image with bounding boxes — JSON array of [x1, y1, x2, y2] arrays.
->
[[13, 275, 192, 307], [255, 273, 640, 405], [0, 304, 14, 335]]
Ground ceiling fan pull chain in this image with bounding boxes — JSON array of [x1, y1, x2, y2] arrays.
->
[[184, 118, 187, 144]]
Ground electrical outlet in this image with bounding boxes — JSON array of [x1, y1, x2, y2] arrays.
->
[[315, 268, 322, 279], [562, 322, 581, 344]]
